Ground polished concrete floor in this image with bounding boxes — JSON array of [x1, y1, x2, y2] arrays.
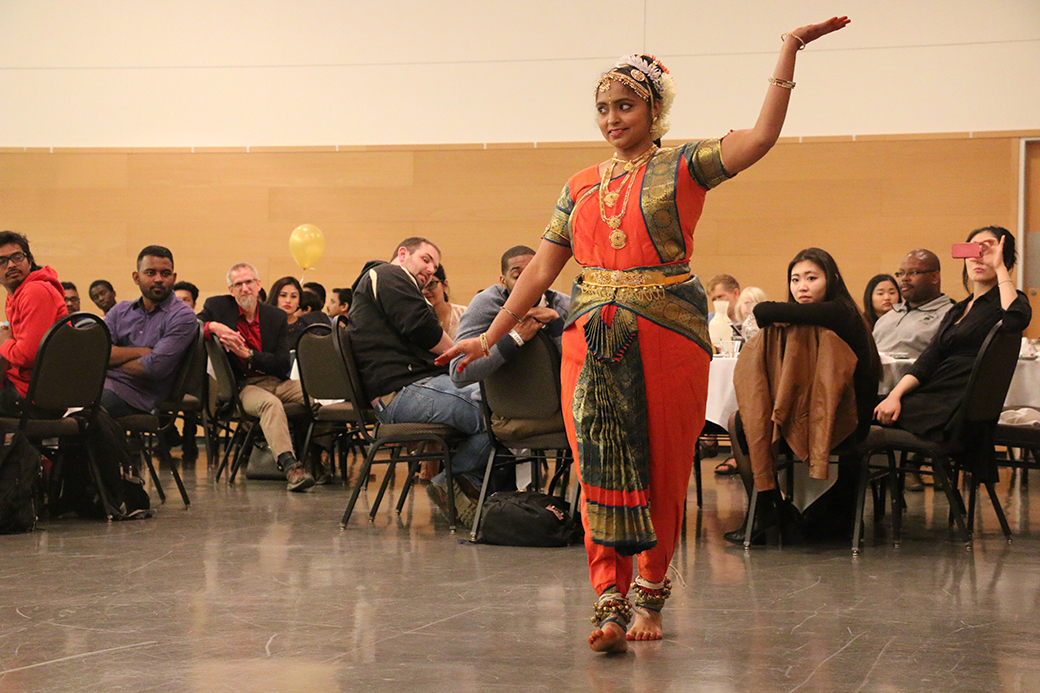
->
[[3, 448, 1040, 693]]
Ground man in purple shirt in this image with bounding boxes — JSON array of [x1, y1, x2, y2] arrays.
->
[[101, 245, 198, 417]]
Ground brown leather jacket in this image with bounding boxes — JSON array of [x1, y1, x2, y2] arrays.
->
[[734, 325, 859, 491]]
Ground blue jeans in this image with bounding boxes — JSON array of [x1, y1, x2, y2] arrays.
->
[[376, 374, 491, 486]]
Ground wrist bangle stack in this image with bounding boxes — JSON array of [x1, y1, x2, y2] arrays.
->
[[768, 77, 796, 90], [479, 333, 491, 358], [999, 279, 1015, 287], [781, 32, 806, 50], [500, 306, 523, 323]]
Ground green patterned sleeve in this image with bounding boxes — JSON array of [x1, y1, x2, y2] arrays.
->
[[687, 138, 734, 191], [541, 183, 574, 247]]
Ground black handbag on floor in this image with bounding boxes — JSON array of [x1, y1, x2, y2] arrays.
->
[[475, 491, 582, 547]]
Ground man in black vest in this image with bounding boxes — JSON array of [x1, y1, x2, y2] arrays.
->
[[198, 262, 314, 492]]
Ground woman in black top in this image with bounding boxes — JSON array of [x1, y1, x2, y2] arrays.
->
[[725, 247, 880, 543], [875, 226, 1031, 442]]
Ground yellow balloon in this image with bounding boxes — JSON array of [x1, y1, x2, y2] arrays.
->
[[289, 224, 325, 270]]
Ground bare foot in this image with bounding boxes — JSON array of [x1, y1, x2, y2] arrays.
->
[[626, 607, 663, 641], [588, 621, 628, 653]]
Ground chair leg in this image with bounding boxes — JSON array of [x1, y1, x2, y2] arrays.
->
[[443, 445, 457, 533], [84, 433, 119, 521], [396, 457, 422, 515], [369, 445, 404, 521], [229, 425, 258, 485], [966, 472, 978, 535], [984, 479, 1012, 541], [470, 447, 498, 542], [138, 433, 167, 505], [852, 454, 870, 555], [341, 444, 379, 527], [931, 455, 971, 545], [888, 451, 902, 545], [155, 433, 191, 507], [743, 488, 759, 550]]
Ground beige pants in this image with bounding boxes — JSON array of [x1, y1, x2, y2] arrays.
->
[[239, 375, 305, 459]]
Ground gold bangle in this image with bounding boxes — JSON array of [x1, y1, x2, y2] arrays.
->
[[768, 77, 796, 90], [479, 333, 491, 358], [499, 306, 523, 323], [781, 32, 806, 50]]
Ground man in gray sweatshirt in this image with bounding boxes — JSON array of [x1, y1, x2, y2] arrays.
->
[[450, 245, 570, 388]]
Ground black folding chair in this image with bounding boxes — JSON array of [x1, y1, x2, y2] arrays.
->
[[295, 321, 362, 480], [335, 320, 465, 531], [470, 331, 575, 541], [0, 313, 117, 518], [854, 321, 1021, 552]]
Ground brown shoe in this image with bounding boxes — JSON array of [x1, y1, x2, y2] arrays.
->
[[285, 463, 315, 493]]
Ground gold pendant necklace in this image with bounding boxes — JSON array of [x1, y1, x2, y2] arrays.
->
[[599, 145, 657, 250]]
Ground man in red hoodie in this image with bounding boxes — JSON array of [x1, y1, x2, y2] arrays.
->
[[0, 230, 68, 414]]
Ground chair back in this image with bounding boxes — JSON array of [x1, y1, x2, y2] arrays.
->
[[23, 312, 111, 415], [296, 321, 354, 406], [332, 317, 378, 432], [482, 331, 563, 421], [962, 321, 1022, 423], [158, 321, 204, 414], [205, 333, 241, 415]]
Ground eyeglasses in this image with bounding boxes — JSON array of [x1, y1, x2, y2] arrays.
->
[[0, 252, 27, 268], [894, 269, 938, 279], [425, 280, 442, 288], [230, 278, 258, 290]]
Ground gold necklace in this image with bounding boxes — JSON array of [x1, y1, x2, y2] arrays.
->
[[599, 145, 657, 250]]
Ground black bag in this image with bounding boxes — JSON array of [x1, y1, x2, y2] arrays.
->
[[475, 491, 582, 547], [59, 412, 151, 521], [0, 430, 41, 534], [244, 438, 286, 480]]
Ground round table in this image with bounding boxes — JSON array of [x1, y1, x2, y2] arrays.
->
[[880, 353, 1040, 409], [705, 355, 738, 428]]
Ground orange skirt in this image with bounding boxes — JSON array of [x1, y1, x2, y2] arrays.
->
[[561, 311, 709, 595]]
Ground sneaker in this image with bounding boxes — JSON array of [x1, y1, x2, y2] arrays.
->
[[426, 480, 477, 527], [285, 463, 315, 493]]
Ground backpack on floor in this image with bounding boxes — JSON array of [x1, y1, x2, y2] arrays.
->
[[475, 491, 583, 547], [0, 430, 41, 534]]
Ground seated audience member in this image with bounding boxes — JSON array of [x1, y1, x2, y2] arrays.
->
[[725, 248, 880, 544], [0, 231, 67, 415], [423, 265, 467, 341], [707, 273, 743, 337], [862, 274, 900, 329], [89, 279, 117, 315], [173, 281, 199, 310], [325, 288, 351, 318], [303, 281, 326, 309], [101, 246, 198, 418], [875, 227, 1031, 442], [736, 286, 767, 342], [873, 249, 954, 358], [298, 288, 330, 324], [348, 237, 492, 520], [61, 281, 81, 314], [199, 264, 315, 492], [168, 280, 201, 458], [450, 244, 570, 387], [266, 276, 326, 344]]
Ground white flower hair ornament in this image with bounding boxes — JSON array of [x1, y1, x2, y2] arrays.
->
[[597, 54, 677, 140]]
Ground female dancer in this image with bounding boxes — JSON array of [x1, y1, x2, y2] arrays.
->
[[439, 16, 850, 653]]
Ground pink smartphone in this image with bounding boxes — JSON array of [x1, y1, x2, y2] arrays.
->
[[952, 242, 983, 259]]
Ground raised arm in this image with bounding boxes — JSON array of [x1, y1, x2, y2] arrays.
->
[[720, 16, 850, 176]]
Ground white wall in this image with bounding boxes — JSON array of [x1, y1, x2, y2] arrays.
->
[[1, 0, 1038, 147]]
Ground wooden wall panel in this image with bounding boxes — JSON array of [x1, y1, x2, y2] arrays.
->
[[0, 134, 1028, 329]]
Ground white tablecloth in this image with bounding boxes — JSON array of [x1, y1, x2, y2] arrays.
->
[[705, 356, 738, 428], [880, 354, 1040, 409]]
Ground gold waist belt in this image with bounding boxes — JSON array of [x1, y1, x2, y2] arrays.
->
[[581, 267, 690, 291]]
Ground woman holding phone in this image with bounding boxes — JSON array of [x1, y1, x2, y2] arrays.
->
[[875, 226, 1031, 440]]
